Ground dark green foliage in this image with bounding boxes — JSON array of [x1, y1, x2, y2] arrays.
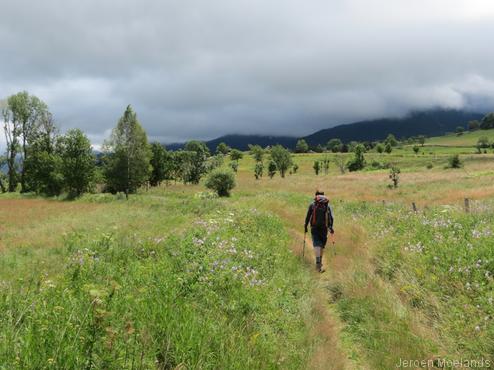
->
[[327, 138, 343, 153], [447, 154, 462, 168], [384, 142, 393, 154], [268, 161, 277, 179], [313, 160, 320, 175], [413, 145, 419, 154], [229, 160, 239, 173], [292, 163, 299, 174], [248, 144, 265, 162], [388, 166, 400, 188], [468, 120, 480, 131], [205, 168, 236, 196], [375, 143, 384, 153], [59, 129, 95, 197], [455, 126, 464, 135], [346, 144, 366, 172], [270, 145, 292, 178], [295, 139, 309, 153], [254, 162, 264, 179], [229, 149, 243, 161], [103, 105, 151, 196], [314, 144, 324, 153], [149, 142, 173, 186], [215, 142, 230, 155], [184, 140, 210, 184], [384, 134, 398, 147]]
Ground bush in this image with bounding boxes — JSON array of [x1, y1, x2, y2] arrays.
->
[[447, 154, 462, 169], [205, 169, 236, 197]]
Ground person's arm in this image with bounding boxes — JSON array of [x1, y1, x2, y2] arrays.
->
[[304, 204, 313, 232], [328, 204, 334, 233]]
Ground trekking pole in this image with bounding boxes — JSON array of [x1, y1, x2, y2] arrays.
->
[[302, 232, 306, 258], [331, 232, 336, 256]]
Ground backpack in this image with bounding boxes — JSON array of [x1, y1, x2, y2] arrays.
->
[[311, 195, 329, 228]]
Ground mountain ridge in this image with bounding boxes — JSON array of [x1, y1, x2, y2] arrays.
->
[[166, 108, 484, 151]]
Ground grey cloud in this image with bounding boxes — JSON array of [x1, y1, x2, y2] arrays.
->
[[1, 0, 494, 148]]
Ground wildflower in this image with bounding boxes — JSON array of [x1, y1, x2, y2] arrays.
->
[[475, 326, 481, 331]]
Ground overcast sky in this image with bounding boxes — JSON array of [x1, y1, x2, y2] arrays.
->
[[1, 0, 494, 148]]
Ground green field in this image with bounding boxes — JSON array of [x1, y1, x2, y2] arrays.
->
[[1, 144, 494, 369], [425, 128, 494, 147]]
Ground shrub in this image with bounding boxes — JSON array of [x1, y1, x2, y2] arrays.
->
[[447, 154, 462, 169], [346, 144, 366, 171], [268, 161, 277, 178], [313, 160, 320, 175], [426, 163, 433, 169], [205, 169, 236, 197], [388, 166, 400, 188]]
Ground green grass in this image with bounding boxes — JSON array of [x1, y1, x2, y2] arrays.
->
[[0, 195, 315, 369], [425, 128, 494, 146]]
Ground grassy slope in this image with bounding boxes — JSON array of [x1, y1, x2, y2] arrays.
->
[[425, 128, 494, 146]]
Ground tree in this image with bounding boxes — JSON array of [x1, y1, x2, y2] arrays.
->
[[59, 129, 95, 197], [327, 138, 343, 153], [149, 142, 169, 186], [389, 166, 400, 188], [270, 145, 292, 178], [384, 142, 393, 154], [346, 144, 366, 171], [375, 143, 384, 153], [216, 142, 230, 155], [384, 134, 398, 147], [295, 139, 309, 153], [321, 156, 330, 174], [268, 161, 277, 178], [480, 113, 494, 130], [455, 126, 465, 136], [103, 105, 151, 198], [2, 103, 21, 191], [229, 149, 243, 161], [413, 145, 420, 154], [5, 92, 49, 192], [468, 120, 480, 131], [248, 144, 265, 162], [172, 150, 195, 184], [184, 140, 210, 184], [477, 137, 490, 149], [22, 111, 62, 196], [0, 156, 7, 192], [333, 155, 346, 174], [205, 169, 236, 197], [447, 154, 462, 168], [229, 160, 239, 173], [417, 135, 426, 146], [314, 144, 324, 153], [313, 160, 320, 175], [254, 162, 264, 179]]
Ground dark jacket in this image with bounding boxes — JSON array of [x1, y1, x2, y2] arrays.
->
[[304, 196, 334, 232]]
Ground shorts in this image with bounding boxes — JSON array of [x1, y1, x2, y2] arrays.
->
[[311, 229, 327, 248]]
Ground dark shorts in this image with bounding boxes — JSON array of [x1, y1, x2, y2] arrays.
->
[[311, 229, 328, 248]]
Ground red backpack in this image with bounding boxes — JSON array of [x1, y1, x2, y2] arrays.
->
[[311, 195, 329, 228]]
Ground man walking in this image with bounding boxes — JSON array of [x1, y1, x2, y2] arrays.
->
[[304, 190, 334, 272]]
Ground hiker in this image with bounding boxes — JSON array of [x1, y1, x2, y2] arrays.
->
[[304, 190, 334, 272]]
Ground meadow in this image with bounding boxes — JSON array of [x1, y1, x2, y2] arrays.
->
[[1, 133, 494, 369]]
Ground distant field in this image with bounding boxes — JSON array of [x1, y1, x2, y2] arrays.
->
[[424, 128, 494, 146]]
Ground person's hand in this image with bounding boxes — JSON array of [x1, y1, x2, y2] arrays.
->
[[304, 225, 308, 233], [329, 228, 335, 234]]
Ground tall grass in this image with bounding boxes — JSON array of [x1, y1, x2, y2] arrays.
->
[[0, 200, 314, 369]]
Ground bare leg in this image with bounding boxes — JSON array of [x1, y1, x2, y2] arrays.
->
[[314, 247, 322, 271]]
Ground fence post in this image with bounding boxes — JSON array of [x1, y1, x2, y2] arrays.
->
[[412, 202, 417, 213], [464, 198, 470, 213]]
